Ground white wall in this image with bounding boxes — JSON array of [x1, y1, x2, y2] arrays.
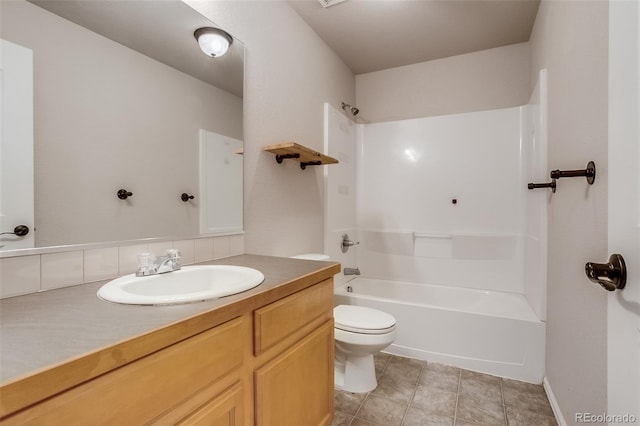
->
[[529, 0, 609, 422], [185, 1, 355, 257], [356, 43, 530, 123]]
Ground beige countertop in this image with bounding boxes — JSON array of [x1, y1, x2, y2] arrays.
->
[[0, 254, 340, 387]]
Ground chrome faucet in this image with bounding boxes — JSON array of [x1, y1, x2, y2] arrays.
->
[[136, 249, 181, 276], [343, 267, 360, 276]]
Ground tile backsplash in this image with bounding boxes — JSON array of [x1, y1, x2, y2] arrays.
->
[[0, 235, 244, 299]]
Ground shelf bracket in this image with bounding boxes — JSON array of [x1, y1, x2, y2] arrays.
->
[[275, 153, 300, 164], [300, 161, 322, 170]]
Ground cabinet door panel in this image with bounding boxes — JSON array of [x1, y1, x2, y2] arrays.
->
[[255, 320, 334, 426], [176, 382, 245, 426]]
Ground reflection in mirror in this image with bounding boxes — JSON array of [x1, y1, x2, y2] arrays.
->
[[0, 0, 244, 251]]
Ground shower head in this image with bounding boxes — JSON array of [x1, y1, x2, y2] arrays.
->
[[341, 102, 360, 116]]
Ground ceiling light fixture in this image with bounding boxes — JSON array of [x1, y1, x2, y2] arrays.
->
[[194, 27, 233, 58], [318, 0, 348, 8]]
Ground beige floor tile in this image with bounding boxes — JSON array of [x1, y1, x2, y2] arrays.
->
[[456, 394, 506, 425], [403, 405, 455, 426], [420, 364, 461, 393], [506, 406, 558, 426], [371, 374, 415, 404], [335, 389, 368, 415], [355, 394, 407, 426], [412, 384, 458, 416], [459, 373, 503, 404], [332, 410, 354, 426]]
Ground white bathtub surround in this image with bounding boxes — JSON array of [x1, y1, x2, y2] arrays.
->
[[0, 234, 244, 299], [356, 106, 532, 295], [324, 76, 548, 384], [335, 278, 545, 383]]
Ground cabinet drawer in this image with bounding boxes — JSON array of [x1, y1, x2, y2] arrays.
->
[[2, 316, 247, 425], [254, 279, 333, 355]]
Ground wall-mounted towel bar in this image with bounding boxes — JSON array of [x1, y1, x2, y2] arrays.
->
[[528, 161, 595, 193], [550, 161, 596, 184]]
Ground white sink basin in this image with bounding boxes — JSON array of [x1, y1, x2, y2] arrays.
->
[[97, 265, 265, 305]]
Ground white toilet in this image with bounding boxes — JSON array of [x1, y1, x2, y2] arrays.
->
[[289, 254, 397, 393], [333, 305, 397, 393]]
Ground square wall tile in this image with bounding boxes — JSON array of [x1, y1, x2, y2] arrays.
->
[[0, 255, 40, 299], [84, 247, 119, 283], [148, 241, 173, 257], [194, 238, 214, 263], [173, 240, 195, 265], [41, 251, 84, 290], [213, 236, 230, 259], [119, 244, 148, 275]]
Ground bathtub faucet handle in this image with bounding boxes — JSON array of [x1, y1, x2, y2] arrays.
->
[[341, 233, 360, 253]]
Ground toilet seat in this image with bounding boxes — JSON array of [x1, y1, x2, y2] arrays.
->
[[334, 305, 396, 335]]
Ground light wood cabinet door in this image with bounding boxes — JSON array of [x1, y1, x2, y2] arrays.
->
[[255, 320, 334, 426], [175, 382, 245, 426]]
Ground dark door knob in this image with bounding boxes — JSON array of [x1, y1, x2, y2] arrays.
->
[[1, 225, 29, 237], [585, 254, 627, 291]]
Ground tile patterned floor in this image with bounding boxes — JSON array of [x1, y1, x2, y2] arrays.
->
[[333, 353, 557, 426]]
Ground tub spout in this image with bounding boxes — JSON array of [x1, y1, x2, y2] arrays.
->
[[344, 267, 360, 276]]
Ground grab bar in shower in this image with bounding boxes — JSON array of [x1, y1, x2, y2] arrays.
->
[[414, 233, 452, 239]]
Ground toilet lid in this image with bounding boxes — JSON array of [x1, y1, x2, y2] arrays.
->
[[334, 305, 396, 334]]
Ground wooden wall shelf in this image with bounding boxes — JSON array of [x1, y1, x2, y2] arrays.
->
[[264, 143, 338, 170]]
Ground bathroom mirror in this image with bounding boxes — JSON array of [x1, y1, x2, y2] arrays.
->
[[0, 0, 244, 250]]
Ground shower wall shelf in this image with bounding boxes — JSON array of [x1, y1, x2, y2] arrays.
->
[[264, 142, 338, 170]]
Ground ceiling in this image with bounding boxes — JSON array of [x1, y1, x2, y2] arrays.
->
[[288, 0, 540, 75]]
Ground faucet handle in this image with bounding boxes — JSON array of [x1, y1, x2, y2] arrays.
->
[[165, 249, 181, 259], [136, 253, 156, 276]]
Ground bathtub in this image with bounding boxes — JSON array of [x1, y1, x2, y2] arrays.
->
[[334, 277, 545, 383]]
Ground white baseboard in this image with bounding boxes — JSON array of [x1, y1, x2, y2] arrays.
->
[[543, 376, 567, 426]]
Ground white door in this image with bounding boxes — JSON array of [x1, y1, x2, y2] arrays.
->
[[0, 39, 34, 250], [608, 0, 639, 421]]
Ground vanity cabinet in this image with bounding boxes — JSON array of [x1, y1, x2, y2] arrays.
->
[[0, 273, 336, 426], [254, 278, 334, 426], [1, 316, 251, 425]]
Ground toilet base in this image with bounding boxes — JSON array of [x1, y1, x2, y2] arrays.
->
[[334, 351, 377, 393]]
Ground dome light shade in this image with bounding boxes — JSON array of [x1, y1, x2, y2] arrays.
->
[[194, 27, 233, 58]]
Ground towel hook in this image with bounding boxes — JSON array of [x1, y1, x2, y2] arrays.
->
[[117, 189, 133, 200]]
